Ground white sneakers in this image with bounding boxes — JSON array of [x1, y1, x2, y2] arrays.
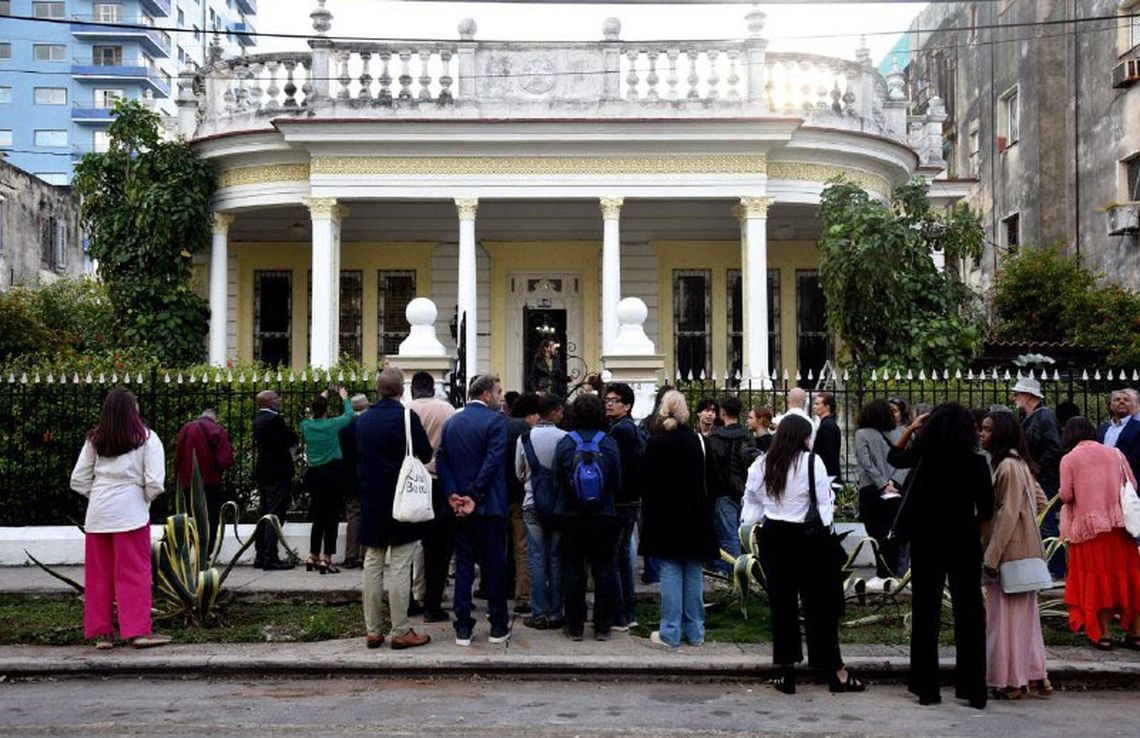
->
[[455, 636, 472, 647]]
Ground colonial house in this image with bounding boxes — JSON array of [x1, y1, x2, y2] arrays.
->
[[179, 1, 950, 393]]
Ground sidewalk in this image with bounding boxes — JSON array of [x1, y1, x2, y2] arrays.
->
[[2, 565, 1138, 686]]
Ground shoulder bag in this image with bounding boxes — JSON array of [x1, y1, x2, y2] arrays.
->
[[1118, 450, 1140, 537], [392, 408, 435, 524], [805, 451, 849, 573], [998, 463, 1053, 594]]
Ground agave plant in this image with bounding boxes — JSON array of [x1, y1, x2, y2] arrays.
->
[[27, 454, 298, 627]]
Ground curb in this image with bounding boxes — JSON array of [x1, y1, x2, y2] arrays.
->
[[3, 653, 1138, 687]]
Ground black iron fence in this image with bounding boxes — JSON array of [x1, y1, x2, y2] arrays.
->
[[1, 365, 1137, 526]]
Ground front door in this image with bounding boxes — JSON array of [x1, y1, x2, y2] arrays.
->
[[507, 274, 582, 394]]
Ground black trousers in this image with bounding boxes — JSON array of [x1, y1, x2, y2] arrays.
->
[[758, 519, 844, 672], [203, 483, 225, 556], [255, 479, 292, 563], [304, 460, 343, 556], [859, 485, 903, 579], [560, 516, 619, 634], [423, 479, 456, 614], [908, 538, 986, 702]]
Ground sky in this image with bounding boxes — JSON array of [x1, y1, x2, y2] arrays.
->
[[257, 1, 927, 65]]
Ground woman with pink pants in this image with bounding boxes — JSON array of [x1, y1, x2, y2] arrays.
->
[[70, 389, 170, 649]]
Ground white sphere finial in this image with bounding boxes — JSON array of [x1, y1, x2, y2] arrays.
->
[[397, 298, 447, 357], [458, 18, 477, 40], [610, 297, 655, 356], [602, 17, 622, 41]]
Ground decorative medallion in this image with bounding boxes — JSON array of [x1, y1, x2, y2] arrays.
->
[[518, 56, 557, 95]]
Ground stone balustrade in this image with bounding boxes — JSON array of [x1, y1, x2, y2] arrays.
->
[[177, 11, 924, 149]]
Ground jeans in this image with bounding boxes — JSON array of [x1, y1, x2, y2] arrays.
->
[[711, 497, 741, 575], [523, 507, 563, 619], [453, 516, 509, 637], [613, 504, 639, 626], [657, 557, 705, 647]]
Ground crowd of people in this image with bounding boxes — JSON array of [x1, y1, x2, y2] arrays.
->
[[68, 372, 1140, 708]]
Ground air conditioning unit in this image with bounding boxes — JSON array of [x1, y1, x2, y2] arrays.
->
[[1106, 203, 1140, 236], [1113, 58, 1140, 89]]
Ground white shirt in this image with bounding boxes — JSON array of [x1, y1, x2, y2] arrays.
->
[[70, 431, 165, 533], [772, 407, 818, 446], [741, 452, 833, 528], [1104, 417, 1129, 448]]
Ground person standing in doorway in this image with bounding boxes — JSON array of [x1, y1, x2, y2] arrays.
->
[[253, 390, 297, 571], [436, 375, 511, 646], [174, 408, 234, 555]]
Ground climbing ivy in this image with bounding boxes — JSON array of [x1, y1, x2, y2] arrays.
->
[[817, 178, 986, 370], [72, 99, 216, 366]]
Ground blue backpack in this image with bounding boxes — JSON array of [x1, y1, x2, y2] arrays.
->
[[568, 431, 606, 508]]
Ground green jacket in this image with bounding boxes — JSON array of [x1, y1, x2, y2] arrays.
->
[[301, 397, 354, 468]]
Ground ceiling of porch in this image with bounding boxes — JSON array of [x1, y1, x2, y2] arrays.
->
[[227, 200, 823, 244]]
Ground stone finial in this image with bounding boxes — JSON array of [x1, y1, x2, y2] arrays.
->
[[398, 298, 447, 357], [602, 17, 622, 41], [611, 298, 656, 356], [855, 36, 872, 67], [311, 0, 333, 36], [886, 58, 907, 101], [745, 6, 766, 37], [208, 34, 224, 64], [458, 18, 477, 41]]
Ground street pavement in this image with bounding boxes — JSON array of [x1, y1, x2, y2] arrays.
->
[[0, 675, 1136, 737]]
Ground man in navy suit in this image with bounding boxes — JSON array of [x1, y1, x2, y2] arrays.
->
[[436, 374, 510, 646], [1097, 389, 1140, 481]]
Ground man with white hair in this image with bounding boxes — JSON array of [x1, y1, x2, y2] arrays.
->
[[1098, 388, 1140, 481]]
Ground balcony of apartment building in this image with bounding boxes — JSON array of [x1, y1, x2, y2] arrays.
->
[[71, 14, 173, 59], [230, 18, 257, 49], [72, 49, 172, 98], [139, 0, 172, 18], [235, 0, 258, 15]]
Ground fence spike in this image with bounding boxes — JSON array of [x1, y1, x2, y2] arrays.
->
[[869, 369, 877, 381], [675, 369, 682, 381], [189, 372, 197, 384], [46, 373, 54, 385], [918, 369, 926, 381], [84, 372, 93, 384], [225, 371, 232, 382], [72, 373, 80, 384], [33, 373, 41, 384], [278, 371, 284, 382], [687, 370, 694, 381], [214, 373, 222, 383], [1053, 369, 1061, 381], [1133, 370, 1140, 381], [699, 370, 706, 381], [794, 370, 801, 381], [20, 373, 28, 384], [111, 372, 119, 384], [163, 373, 170, 383], [954, 369, 962, 380], [337, 371, 345, 383], [288, 372, 295, 383], [98, 372, 106, 384], [842, 369, 850, 381], [1094, 370, 1102, 380], [807, 369, 814, 381], [735, 370, 742, 381], [137, 373, 144, 384], [237, 373, 245, 384]]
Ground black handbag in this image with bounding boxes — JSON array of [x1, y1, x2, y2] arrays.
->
[[886, 457, 921, 546], [805, 451, 849, 572]]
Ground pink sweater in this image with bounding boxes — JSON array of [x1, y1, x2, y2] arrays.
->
[[1059, 441, 1138, 544]]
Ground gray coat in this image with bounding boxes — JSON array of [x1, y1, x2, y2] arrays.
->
[[854, 427, 908, 491]]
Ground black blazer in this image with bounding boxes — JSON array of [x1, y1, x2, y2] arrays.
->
[[814, 415, 843, 483], [1098, 416, 1140, 481], [356, 399, 433, 548], [888, 437, 994, 546], [253, 410, 298, 485], [639, 426, 716, 561]]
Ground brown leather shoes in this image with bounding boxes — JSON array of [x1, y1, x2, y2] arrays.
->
[[390, 629, 431, 650], [366, 634, 385, 649]]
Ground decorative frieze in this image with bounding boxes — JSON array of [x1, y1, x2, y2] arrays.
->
[[216, 164, 311, 189], [310, 155, 768, 177], [767, 161, 891, 196]]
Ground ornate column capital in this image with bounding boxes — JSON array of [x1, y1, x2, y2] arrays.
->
[[306, 197, 347, 222], [599, 196, 624, 220], [739, 196, 775, 219], [455, 197, 479, 221], [211, 212, 236, 235]]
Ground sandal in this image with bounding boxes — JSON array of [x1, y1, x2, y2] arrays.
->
[[990, 686, 1025, 700], [93, 638, 114, 650], [1031, 679, 1054, 697], [131, 634, 173, 649], [1095, 638, 1115, 651], [305, 556, 321, 572], [828, 669, 867, 693], [321, 556, 340, 574]]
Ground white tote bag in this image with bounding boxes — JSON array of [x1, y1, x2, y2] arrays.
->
[[1118, 451, 1140, 538], [392, 408, 434, 524]]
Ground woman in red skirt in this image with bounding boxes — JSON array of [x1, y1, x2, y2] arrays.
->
[[1058, 417, 1140, 650]]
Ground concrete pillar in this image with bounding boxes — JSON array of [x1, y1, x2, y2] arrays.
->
[[208, 212, 234, 367], [308, 198, 345, 368], [600, 197, 624, 356], [740, 196, 773, 382], [455, 198, 479, 380]]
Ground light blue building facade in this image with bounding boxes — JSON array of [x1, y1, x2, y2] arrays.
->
[[0, 0, 256, 183]]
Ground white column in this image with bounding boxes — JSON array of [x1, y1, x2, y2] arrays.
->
[[740, 197, 774, 382], [600, 196, 623, 356], [208, 212, 234, 367], [455, 198, 479, 381], [308, 198, 345, 368]]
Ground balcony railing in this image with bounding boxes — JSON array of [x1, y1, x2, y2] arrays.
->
[[139, 0, 171, 18], [72, 60, 171, 97], [70, 18, 173, 58], [235, 0, 257, 16], [230, 19, 257, 49], [71, 104, 116, 124]]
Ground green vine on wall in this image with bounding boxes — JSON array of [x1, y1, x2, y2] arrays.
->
[[72, 99, 216, 366]]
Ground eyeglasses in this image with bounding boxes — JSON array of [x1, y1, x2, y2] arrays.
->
[[604, 397, 622, 404]]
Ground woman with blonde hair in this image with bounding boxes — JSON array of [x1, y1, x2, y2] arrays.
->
[[639, 390, 715, 647], [70, 389, 169, 649]]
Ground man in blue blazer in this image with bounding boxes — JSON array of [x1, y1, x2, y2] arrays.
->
[[436, 374, 510, 646], [1097, 389, 1140, 481]]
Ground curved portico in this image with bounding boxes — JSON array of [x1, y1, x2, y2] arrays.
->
[[183, 5, 947, 386]]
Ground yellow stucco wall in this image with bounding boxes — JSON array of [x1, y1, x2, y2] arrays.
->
[[654, 240, 820, 380], [233, 242, 434, 367], [484, 241, 601, 381]]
